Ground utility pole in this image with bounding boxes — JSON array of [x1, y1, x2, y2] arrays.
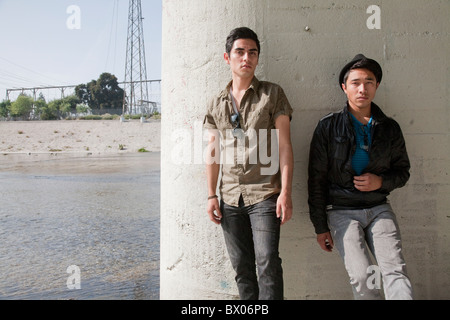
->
[[122, 0, 151, 116]]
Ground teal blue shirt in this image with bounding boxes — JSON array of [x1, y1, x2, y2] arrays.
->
[[350, 113, 372, 175]]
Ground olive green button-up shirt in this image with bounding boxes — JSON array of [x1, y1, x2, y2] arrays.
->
[[203, 77, 293, 207]]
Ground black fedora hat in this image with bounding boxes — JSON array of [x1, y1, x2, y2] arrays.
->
[[339, 54, 383, 90]]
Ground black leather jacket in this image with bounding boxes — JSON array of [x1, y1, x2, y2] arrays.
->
[[308, 103, 410, 234]]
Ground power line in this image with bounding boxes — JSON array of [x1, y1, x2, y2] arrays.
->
[[6, 80, 161, 102], [0, 56, 70, 87], [0, 68, 54, 89], [104, 0, 120, 73]]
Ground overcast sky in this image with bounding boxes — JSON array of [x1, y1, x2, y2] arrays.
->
[[0, 0, 162, 100]]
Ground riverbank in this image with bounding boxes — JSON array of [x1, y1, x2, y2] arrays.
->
[[0, 119, 161, 155]]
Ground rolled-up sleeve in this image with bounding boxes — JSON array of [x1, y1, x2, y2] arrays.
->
[[272, 87, 293, 122], [203, 98, 217, 130]]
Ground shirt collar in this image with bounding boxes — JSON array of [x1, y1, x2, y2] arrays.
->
[[220, 77, 260, 99], [350, 112, 373, 126]]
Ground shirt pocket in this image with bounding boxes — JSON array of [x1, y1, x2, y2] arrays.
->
[[214, 107, 234, 131], [247, 104, 272, 130]]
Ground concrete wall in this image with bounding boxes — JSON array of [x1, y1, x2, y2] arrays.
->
[[160, 0, 450, 299]]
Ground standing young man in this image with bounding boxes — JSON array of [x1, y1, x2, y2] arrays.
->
[[308, 54, 413, 299], [203, 27, 294, 300]]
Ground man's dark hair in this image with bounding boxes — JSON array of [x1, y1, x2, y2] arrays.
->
[[343, 58, 383, 86], [226, 27, 261, 56]]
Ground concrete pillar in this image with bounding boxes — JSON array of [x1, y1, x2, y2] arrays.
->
[[160, 0, 269, 299], [160, 0, 450, 300]]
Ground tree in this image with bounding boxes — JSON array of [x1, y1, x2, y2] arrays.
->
[[76, 103, 91, 115], [95, 73, 124, 110], [62, 95, 80, 113], [0, 100, 11, 118], [33, 96, 48, 119], [39, 95, 80, 120], [75, 73, 124, 112], [41, 99, 60, 120], [75, 81, 95, 107], [10, 95, 33, 119]]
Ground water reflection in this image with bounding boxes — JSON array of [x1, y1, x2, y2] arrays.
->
[[0, 153, 160, 300]]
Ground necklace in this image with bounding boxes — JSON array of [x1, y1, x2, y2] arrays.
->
[[351, 114, 372, 152]]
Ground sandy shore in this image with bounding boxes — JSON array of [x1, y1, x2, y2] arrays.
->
[[0, 119, 161, 155]]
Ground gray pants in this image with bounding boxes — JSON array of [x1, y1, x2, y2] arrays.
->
[[328, 203, 413, 300]]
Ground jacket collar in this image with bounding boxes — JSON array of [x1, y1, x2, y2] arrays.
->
[[344, 102, 387, 124]]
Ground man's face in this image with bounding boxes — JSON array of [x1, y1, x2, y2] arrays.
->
[[224, 38, 259, 79], [342, 68, 379, 112]]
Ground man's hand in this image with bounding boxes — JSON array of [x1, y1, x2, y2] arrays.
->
[[317, 232, 334, 252], [276, 193, 292, 225], [207, 198, 222, 225], [354, 173, 382, 192]]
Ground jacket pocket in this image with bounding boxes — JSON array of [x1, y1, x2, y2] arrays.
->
[[332, 136, 350, 160]]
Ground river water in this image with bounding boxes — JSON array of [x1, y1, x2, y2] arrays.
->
[[0, 152, 160, 300]]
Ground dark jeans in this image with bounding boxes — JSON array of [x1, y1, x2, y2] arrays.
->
[[220, 194, 283, 300]]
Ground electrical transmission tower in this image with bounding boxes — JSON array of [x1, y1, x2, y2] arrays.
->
[[122, 0, 152, 116]]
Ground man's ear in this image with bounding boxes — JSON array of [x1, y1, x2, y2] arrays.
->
[[341, 82, 347, 92], [224, 52, 230, 65]]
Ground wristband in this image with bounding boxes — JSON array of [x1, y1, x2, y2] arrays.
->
[[208, 195, 218, 200]]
